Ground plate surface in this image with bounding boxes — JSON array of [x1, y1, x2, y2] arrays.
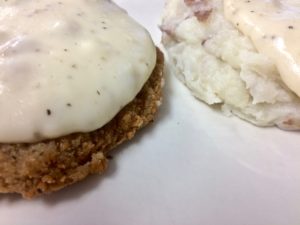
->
[[1, 1, 300, 225]]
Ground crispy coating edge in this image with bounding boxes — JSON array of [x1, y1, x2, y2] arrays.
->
[[0, 48, 164, 198]]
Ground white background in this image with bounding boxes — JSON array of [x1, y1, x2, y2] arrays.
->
[[1, 1, 300, 224]]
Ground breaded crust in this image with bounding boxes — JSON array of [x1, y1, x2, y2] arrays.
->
[[0, 48, 164, 198]]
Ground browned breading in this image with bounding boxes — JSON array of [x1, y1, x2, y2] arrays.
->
[[0, 48, 164, 198]]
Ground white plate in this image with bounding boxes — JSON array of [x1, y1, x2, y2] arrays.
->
[[1, 1, 300, 225]]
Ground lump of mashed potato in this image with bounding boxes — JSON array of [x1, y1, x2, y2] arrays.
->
[[161, 0, 300, 130]]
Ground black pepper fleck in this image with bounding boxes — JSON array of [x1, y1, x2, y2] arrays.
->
[[288, 25, 294, 29], [35, 83, 41, 88], [33, 132, 42, 139], [107, 155, 113, 160], [97, 90, 101, 95], [46, 109, 52, 116], [66, 103, 72, 107]]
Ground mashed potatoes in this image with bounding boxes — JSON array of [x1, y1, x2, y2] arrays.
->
[[161, 0, 300, 129]]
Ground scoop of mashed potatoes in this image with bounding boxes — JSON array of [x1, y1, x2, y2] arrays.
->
[[161, 0, 300, 130]]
